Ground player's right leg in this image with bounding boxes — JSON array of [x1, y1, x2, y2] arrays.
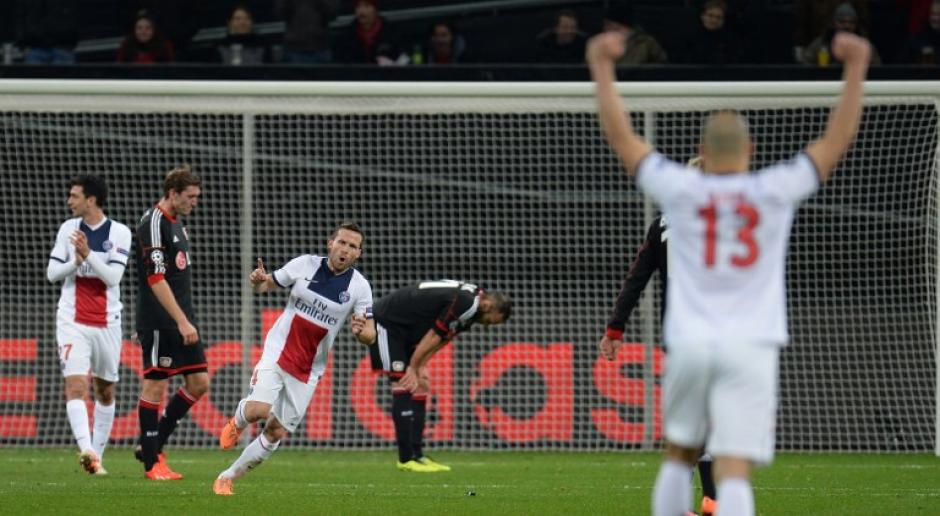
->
[[215, 364, 309, 494], [58, 319, 98, 474], [653, 343, 711, 516], [707, 341, 780, 516], [220, 367, 274, 449]]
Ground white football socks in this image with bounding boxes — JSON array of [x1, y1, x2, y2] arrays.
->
[[234, 399, 249, 428], [220, 433, 280, 479], [716, 478, 754, 516], [652, 460, 693, 516], [66, 399, 92, 453], [91, 401, 115, 459]]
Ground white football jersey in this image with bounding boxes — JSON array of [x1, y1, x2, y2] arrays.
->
[[261, 254, 373, 383], [50, 218, 132, 327], [637, 152, 819, 347]]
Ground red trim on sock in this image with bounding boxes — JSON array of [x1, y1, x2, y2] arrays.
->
[[138, 398, 160, 410], [176, 387, 198, 405]]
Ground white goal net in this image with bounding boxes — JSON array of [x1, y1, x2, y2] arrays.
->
[[0, 80, 936, 453]]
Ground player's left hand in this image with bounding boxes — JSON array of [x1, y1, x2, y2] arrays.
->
[[599, 335, 622, 361], [398, 367, 420, 392], [70, 230, 90, 262], [249, 257, 268, 286]]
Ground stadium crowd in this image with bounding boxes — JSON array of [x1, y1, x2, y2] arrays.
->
[[3, 0, 939, 66]]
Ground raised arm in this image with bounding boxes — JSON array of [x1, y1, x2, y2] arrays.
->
[[586, 31, 652, 176], [805, 33, 871, 183]]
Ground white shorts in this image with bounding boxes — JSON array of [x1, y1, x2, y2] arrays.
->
[[662, 340, 779, 465], [246, 362, 319, 433], [56, 314, 123, 382]]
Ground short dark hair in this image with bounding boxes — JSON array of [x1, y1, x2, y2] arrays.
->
[[331, 221, 364, 244], [487, 291, 513, 321], [70, 175, 108, 207], [163, 165, 202, 197]]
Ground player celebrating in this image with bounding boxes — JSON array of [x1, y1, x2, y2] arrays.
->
[[600, 159, 718, 516], [214, 222, 374, 496], [588, 29, 870, 516], [134, 166, 206, 480], [47, 175, 131, 475], [366, 280, 512, 472]]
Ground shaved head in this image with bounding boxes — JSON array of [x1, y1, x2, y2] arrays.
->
[[701, 111, 751, 159]]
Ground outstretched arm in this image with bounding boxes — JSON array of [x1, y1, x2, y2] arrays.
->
[[805, 33, 871, 182], [586, 31, 652, 176]]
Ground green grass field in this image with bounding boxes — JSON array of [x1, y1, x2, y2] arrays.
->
[[1, 448, 937, 515]]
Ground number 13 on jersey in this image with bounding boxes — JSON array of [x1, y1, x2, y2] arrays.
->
[[697, 197, 761, 268]]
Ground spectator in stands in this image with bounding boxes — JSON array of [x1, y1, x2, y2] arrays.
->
[[793, 0, 869, 62], [535, 9, 588, 64], [115, 11, 175, 64], [121, 1, 205, 60], [603, 2, 667, 65], [275, 0, 339, 64], [335, 0, 407, 65], [801, 3, 882, 66], [901, 0, 940, 64], [679, 0, 744, 64], [418, 21, 469, 65], [898, 0, 936, 37], [16, 0, 79, 64], [218, 5, 269, 65]]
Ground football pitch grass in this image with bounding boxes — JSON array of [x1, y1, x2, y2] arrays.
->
[[1, 449, 938, 515]]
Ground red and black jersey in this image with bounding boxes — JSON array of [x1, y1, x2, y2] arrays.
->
[[373, 280, 482, 347], [134, 203, 195, 330], [606, 216, 668, 338]]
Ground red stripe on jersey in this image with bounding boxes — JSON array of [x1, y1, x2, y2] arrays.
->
[[0, 339, 37, 360], [147, 273, 165, 286], [0, 415, 37, 437], [277, 316, 329, 383], [74, 276, 107, 327], [155, 203, 177, 223], [0, 377, 36, 401]]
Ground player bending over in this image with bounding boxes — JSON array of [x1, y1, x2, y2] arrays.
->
[[47, 175, 131, 475], [588, 29, 870, 516], [214, 222, 375, 495], [364, 280, 511, 472], [599, 168, 717, 515]]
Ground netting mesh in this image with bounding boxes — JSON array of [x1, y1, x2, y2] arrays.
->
[[0, 89, 936, 452]]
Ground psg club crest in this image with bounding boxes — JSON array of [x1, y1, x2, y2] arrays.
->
[[339, 291, 350, 303], [102, 240, 113, 251], [176, 251, 187, 270]]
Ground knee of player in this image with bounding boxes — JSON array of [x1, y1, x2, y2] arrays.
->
[[244, 400, 271, 422], [184, 374, 210, 397], [63, 377, 88, 400], [264, 421, 288, 442], [95, 389, 115, 405], [665, 441, 701, 465]]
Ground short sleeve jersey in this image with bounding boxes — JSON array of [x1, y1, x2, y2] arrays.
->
[[636, 152, 819, 348], [373, 280, 482, 346], [50, 217, 132, 327], [260, 255, 373, 383], [134, 204, 195, 330]]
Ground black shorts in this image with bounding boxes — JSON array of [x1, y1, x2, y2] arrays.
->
[[138, 328, 208, 380], [369, 323, 413, 379]]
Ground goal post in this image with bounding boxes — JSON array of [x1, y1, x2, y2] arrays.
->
[[0, 79, 936, 454]]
